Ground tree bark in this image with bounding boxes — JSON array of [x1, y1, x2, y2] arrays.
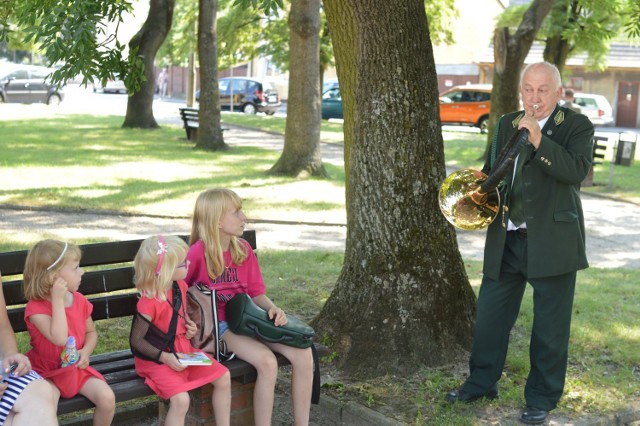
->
[[195, 0, 227, 151], [268, 0, 326, 177], [122, 0, 175, 129], [543, 35, 571, 76], [484, 0, 555, 158], [315, 0, 476, 377], [322, 0, 357, 204]]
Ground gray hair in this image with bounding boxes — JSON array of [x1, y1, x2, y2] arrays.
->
[[520, 62, 562, 89]]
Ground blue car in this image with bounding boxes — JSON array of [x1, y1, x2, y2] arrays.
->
[[321, 87, 343, 120]]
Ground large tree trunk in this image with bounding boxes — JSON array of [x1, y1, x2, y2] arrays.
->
[[196, 0, 227, 151], [122, 0, 175, 128], [315, 0, 476, 377], [269, 0, 326, 177], [484, 0, 555, 158]]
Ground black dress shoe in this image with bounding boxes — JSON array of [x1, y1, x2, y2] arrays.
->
[[519, 406, 548, 424], [445, 388, 498, 404]]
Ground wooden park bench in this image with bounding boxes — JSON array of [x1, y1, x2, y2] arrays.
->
[[0, 230, 327, 425], [179, 107, 199, 141], [178, 107, 228, 141]]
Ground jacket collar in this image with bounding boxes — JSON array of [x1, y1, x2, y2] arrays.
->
[[511, 105, 565, 136]]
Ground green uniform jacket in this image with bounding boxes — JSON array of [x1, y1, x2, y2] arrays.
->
[[481, 106, 594, 280]]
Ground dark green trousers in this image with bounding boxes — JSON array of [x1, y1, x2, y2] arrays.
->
[[462, 231, 576, 411]]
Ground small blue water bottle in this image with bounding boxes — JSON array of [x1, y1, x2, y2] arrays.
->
[[60, 336, 79, 367]]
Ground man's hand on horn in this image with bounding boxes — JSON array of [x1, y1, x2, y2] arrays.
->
[[518, 104, 542, 149]]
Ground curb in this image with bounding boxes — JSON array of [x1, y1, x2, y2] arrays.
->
[[316, 395, 408, 425], [576, 404, 640, 426], [221, 122, 345, 146]]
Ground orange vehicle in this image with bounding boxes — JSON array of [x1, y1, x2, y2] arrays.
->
[[439, 84, 492, 133]]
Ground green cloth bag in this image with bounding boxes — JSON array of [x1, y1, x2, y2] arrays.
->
[[226, 294, 315, 349]]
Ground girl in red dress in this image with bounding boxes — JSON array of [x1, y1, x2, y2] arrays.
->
[[132, 235, 230, 426], [22, 240, 116, 426]]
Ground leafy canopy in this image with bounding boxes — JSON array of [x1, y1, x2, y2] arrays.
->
[[1, 0, 145, 90]]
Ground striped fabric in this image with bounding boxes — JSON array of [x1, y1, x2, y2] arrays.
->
[[0, 371, 42, 425]]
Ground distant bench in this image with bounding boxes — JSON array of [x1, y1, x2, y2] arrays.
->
[[0, 230, 327, 424], [178, 107, 228, 141], [179, 107, 199, 141]]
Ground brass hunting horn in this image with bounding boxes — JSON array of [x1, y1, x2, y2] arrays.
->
[[439, 108, 535, 231]]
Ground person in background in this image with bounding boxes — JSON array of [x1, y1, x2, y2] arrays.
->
[[445, 62, 594, 425], [0, 270, 59, 426], [158, 68, 168, 98], [561, 88, 582, 113]]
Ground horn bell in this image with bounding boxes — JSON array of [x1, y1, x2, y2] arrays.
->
[[439, 168, 501, 231]]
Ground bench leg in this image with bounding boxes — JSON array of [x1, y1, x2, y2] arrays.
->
[[159, 381, 255, 425], [186, 127, 198, 141]]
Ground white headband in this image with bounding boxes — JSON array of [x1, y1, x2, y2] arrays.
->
[[47, 242, 68, 271]]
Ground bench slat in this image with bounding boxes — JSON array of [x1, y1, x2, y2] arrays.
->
[[58, 379, 154, 415], [2, 268, 136, 306], [10, 292, 140, 333], [57, 341, 329, 414]]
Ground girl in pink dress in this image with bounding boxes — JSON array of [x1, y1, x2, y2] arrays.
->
[[131, 235, 230, 426], [22, 240, 116, 426], [186, 188, 314, 426]]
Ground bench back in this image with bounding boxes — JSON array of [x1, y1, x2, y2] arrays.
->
[[0, 230, 256, 333], [179, 107, 199, 122]]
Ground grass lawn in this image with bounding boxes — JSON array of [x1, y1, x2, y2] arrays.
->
[[1, 111, 639, 424]]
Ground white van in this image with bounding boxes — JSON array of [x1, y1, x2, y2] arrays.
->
[[573, 93, 615, 127]]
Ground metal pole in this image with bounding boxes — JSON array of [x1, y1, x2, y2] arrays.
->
[[608, 137, 618, 191], [230, 66, 234, 113], [186, 54, 196, 107]]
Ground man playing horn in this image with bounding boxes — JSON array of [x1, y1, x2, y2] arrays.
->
[[445, 62, 594, 425]]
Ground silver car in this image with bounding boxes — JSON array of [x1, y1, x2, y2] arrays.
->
[[0, 64, 64, 105]]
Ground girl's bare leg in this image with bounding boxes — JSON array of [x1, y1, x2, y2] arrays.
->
[[211, 371, 231, 426]]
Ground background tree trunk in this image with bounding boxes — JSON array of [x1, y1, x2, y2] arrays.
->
[[269, 0, 326, 177], [322, 0, 357, 212], [543, 35, 571, 76], [484, 0, 555, 158], [315, 0, 476, 377], [122, 0, 175, 129], [196, 0, 227, 151]]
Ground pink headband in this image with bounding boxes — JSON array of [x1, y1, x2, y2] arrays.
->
[[155, 235, 168, 276]]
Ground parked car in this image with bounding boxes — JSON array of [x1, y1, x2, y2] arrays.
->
[[322, 78, 339, 93], [0, 64, 64, 105], [572, 93, 615, 127], [439, 84, 492, 133], [321, 87, 343, 120], [93, 79, 127, 94], [196, 77, 281, 115]]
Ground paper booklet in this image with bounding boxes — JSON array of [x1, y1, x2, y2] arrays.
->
[[177, 351, 213, 366]]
